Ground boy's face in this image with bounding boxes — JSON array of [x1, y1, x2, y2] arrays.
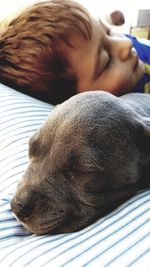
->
[[69, 16, 145, 95]]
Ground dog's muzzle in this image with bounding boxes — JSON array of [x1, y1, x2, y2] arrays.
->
[[11, 199, 34, 222]]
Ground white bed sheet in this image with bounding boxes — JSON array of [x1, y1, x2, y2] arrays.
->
[[0, 84, 149, 267]]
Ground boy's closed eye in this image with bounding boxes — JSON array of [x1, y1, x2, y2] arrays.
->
[[94, 44, 112, 80], [93, 22, 113, 79], [94, 52, 109, 80]]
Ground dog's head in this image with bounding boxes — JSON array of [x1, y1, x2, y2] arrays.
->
[[11, 91, 150, 234]]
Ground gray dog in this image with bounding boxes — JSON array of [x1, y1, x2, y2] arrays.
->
[[11, 91, 150, 234]]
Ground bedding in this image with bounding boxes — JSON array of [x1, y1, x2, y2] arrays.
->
[[0, 83, 149, 267]]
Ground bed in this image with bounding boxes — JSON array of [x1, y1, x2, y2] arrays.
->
[[0, 83, 149, 267]]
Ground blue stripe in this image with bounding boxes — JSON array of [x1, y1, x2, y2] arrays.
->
[[50, 208, 149, 266], [81, 219, 149, 267], [104, 233, 149, 266], [126, 248, 150, 267]]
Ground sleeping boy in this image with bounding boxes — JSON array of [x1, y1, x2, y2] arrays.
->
[[0, 0, 150, 104]]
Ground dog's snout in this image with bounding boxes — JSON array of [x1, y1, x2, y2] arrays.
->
[[11, 199, 34, 221]]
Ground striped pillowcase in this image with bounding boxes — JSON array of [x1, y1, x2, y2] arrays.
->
[[0, 83, 149, 267]]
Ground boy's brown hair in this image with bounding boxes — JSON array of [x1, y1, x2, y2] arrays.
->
[[0, 0, 92, 104]]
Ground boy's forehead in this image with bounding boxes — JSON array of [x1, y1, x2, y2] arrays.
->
[[67, 16, 107, 57]]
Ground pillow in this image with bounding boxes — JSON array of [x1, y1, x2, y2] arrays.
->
[[0, 83, 149, 266]]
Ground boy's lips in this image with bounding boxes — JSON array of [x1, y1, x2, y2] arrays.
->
[[131, 49, 139, 70]]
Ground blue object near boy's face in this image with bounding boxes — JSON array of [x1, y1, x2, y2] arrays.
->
[[69, 16, 145, 95]]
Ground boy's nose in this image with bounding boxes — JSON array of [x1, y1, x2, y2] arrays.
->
[[112, 37, 133, 61]]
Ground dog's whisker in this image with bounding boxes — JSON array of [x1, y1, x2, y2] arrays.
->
[[39, 217, 62, 227], [38, 218, 63, 232]]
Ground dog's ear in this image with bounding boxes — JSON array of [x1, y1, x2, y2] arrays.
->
[[137, 119, 150, 164]]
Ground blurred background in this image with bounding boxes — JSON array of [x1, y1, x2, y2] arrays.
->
[[0, 0, 150, 39]]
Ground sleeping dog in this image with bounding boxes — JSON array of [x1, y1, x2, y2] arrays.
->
[[11, 91, 150, 234]]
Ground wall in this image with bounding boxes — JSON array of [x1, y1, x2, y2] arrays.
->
[[0, 0, 149, 33]]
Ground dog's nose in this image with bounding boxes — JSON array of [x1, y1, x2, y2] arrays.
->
[[11, 199, 34, 221]]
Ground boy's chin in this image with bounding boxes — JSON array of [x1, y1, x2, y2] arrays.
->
[[138, 59, 146, 75], [134, 59, 146, 84]]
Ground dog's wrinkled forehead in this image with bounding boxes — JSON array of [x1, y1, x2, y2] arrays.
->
[[32, 91, 136, 142]]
